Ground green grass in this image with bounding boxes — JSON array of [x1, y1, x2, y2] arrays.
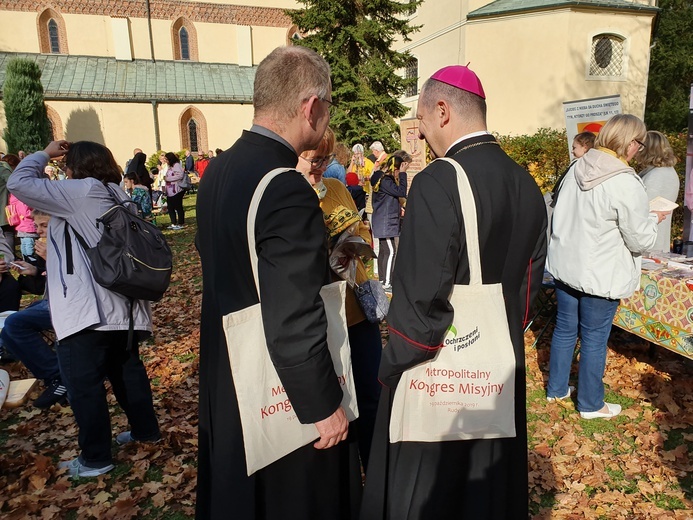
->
[[650, 493, 688, 510], [662, 427, 693, 451], [174, 352, 196, 363], [0, 415, 21, 447], [145, 465, 164, 482], [605, 466, 639, 494], [529, 490, 557, 515]]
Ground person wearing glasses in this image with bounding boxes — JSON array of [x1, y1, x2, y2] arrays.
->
[[546, 114, 667, 419], [195, 46, 360, 519], [297, 127, 383, 470]]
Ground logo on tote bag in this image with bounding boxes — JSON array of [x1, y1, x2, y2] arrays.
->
[[444, 324, 480, 351]]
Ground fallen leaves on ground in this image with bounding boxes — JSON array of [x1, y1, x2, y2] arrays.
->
[[526, 315, 693, 519], [1, 202, 692, 518]]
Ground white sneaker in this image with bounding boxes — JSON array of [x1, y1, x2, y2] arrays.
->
[[58, 457, 114, 478], [547, 385, 575, 402], [580, 402, 622, 420]]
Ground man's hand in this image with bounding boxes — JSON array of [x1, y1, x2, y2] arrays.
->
[[10, 260, 37, 277], [313, 406, 348, 449], [0, 258, 8, 274], [43, 140, 70, 159]]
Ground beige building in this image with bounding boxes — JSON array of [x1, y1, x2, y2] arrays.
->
[[0, 0, 659, 164], [397, 0, 658, 135], [0, 0, 300, 165]]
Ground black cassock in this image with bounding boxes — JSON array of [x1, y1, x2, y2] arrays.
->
[[196, 130, 361, 520], [361, 134, 547, 520]]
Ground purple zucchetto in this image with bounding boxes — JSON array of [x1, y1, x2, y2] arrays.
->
[[430, 65, 486, 99]]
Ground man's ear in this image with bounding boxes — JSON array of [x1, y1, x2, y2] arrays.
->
[[438, 100, 451, 128], [302, 95, 319, 129]]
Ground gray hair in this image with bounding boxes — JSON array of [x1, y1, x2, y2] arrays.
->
[[370, 141, 384, 152], [253, 46, 331, 125]]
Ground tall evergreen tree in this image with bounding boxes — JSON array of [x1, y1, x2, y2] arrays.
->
[[2, 58, 51, 154], [288, 1, 421, 150], [644, 0, 693, 132]]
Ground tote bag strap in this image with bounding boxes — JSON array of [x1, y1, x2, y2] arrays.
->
[[246, 167, 298, 299], [434, 157, 482, 286]]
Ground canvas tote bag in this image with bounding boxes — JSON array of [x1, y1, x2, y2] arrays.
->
[[390, 158, 516, 443], [223, 167, 359, 475]]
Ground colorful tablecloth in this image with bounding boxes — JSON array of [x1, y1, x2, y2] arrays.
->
[[613, 269, 693, 360]]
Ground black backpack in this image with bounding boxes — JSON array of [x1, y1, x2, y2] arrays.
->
[[66, 185, 172, 302]]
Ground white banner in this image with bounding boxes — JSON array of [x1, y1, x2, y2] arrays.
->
[[563, 95, 622, 158]]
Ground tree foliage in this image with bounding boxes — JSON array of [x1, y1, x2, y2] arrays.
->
[[2, 58, 51, 154], [644, 0, 693, 132], [288, 0, 421, 150], [497, 128, 571, 193]]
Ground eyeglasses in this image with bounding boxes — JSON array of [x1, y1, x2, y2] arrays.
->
[[319, 97, 337, 115], [634, 140, 646, 152], [300, 153, 336, 168]]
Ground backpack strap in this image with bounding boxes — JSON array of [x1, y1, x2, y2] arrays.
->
[[64, 224, 90, 275]]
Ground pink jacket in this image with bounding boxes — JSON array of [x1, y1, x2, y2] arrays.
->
[[165, 163, 184, 197], [7, 194, 37, 233]]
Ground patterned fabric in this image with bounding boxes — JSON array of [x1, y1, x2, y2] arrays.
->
[[131, 187, 152, 218], [323, 205, 361, 239], [354, 280, 389, 323], [614, 270, 693, 360]]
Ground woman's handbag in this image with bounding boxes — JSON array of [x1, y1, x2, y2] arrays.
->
[[389, 158, 517, 443], [223, 168, 359, 475], [354, 279, 389, 323]]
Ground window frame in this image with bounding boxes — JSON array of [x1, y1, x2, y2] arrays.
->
[[586, 31, 628, 82]]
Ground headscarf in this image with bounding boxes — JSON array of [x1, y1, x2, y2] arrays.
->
[[126, 152, 151, 187]]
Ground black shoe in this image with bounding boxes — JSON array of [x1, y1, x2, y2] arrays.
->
[[33, 379, 68, 409], [0, 345, 16, 364]]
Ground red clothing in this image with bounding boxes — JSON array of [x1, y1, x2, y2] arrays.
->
[[196, 159, 210, 178]]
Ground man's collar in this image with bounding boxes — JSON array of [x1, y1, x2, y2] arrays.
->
[[249, 124, 297, 155], [444, 131, 491, 156]]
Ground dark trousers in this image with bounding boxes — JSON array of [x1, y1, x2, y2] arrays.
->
[[348, 318, 382, 470], [0, 273, 21, 312], [377, 237, 397, 286], [57, 329, 160, 466], [167, 192, 185, 225], [1, 299, 58, 383]]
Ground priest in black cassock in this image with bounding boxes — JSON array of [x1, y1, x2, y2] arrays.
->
[[360, 66, 547, 519], [195, 46, 361, 520]]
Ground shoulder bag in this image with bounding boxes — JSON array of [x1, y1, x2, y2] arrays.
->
[[223, 168, 359, 475], [389, 158, 517, 443]]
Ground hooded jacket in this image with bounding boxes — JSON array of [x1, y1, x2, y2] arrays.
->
[[7, 152, 152, 340], [547, 148, 657, 299]]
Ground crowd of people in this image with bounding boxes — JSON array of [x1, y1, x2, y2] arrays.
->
[[0, 42, 683, 519]]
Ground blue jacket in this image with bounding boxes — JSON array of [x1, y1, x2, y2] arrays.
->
[[323, 158, 346, 184], [370, 170, 407, 239]]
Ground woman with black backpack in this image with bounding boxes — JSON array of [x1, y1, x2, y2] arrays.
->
[[7, 140, 161, 478]]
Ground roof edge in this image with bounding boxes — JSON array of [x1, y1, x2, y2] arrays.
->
[[468, 1, 659, 19]]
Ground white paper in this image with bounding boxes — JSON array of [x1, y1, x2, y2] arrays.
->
[[649, 196, 678, 212]]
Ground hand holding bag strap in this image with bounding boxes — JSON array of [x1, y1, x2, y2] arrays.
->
[[246, 167, 297, 298], [435, 157, 482, 286]]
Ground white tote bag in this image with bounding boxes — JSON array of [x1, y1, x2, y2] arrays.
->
[[223, 167, 359, 475], [390, 158, 516, 443]]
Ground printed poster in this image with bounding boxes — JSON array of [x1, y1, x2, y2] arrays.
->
[[563, 95, 622, 158]]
